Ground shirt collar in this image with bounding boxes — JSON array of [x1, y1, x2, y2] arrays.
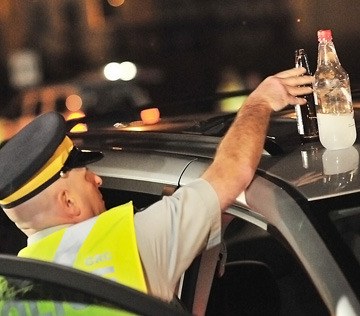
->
[[27, 224, 71, 245]]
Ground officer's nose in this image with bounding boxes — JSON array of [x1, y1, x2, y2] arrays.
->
[[87, 169, 102, 187], [95, 174, 103, 187]]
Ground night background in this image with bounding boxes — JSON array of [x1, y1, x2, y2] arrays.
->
[[0, 0, 360, 119]]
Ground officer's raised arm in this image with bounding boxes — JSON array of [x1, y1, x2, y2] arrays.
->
[[202, 67, 314, 211]]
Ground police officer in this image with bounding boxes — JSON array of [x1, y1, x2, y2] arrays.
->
[[0, 67, 313, 302]]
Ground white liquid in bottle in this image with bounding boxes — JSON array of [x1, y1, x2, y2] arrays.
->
[[317, 112, 356, 150]]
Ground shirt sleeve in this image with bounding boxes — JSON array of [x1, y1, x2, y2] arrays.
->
[[134, 178, 221, 301]]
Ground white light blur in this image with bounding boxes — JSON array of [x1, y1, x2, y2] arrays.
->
[[103, 61, 137, 81], [336, 296, 357, 316], [107, 0, 125, 6]]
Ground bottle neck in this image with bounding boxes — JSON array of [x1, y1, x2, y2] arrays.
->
[[317, 40, 340, 66]]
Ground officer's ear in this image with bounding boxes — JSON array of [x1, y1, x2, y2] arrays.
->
[[59, 190, 81, 218]]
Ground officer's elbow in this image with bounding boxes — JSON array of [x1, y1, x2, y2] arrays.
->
[[202, 163, 255, 212]]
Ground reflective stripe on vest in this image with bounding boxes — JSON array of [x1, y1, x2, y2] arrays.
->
[[54, 216, 97, 266], [18, 202, 147, 293]]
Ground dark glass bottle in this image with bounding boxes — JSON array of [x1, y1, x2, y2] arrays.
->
[[294, 49, 319, 143]]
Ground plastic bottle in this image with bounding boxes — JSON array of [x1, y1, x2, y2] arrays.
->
[[294, 49, 319, 143], [313, 29, 356, 150]]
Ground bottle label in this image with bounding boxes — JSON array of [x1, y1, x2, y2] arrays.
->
[[313, 93, 318, 107], [295, 104, 304, 135]]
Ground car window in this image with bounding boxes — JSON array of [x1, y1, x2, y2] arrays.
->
[[305, 196, 360, 302], [0, 255, 190, 316], [330, 207, 360, 266], [206, 216, 330, 315], [0, 275, 131, 316]]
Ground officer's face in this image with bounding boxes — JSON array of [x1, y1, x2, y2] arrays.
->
[[66, 167, 106, 219]]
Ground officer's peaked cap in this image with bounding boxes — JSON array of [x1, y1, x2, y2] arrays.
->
[[0, 112, 103, 209]]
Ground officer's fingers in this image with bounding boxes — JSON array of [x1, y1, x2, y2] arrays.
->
[[275, 67, 306, 79], [287, 85, 313, 96], [270, 95, 307, 111], [292, 96, 307, 105], [281, 75, 314, 88]]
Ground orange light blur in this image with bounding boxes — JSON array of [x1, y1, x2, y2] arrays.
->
[[66, 111, 88, 133], [140, 108, 160, 125], [66, 94, 82, 112]]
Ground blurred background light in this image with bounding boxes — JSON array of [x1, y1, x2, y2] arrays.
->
[[107, 0, 125, 7], [140, 107, 160, 125], [66, 110, 87, 133], [66, 94, 82, 112], [103, 61, 137, 81]]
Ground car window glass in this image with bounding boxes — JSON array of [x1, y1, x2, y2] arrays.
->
[[329, 207, 360, 265], [0, 275, 134, 315], [206, 216, 330, 315]]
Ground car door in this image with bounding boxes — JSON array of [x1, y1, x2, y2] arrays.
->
[[0, 255, 189, 316]]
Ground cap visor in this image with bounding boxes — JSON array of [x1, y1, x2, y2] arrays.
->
[[64, 148, 104, 169]]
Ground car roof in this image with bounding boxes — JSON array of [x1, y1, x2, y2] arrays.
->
[[258, 142, 360, 201], [69, 107, 360, 203]]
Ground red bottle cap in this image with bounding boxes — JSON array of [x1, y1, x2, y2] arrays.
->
[[317, 29, 332, 41]]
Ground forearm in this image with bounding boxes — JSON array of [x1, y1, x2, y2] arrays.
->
[[202, 99, 272, 210], [202, 67, 314, 211]]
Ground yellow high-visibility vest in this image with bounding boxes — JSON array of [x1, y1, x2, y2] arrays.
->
[[18, 202, 147, 294]]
